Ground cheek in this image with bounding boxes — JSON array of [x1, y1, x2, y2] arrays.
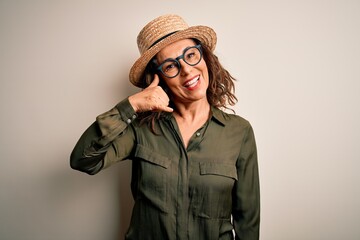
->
[[199, 60, 209, 75], [161, 79, 179, 96], [161, 77, 174, 88], [201, 63, 209, 82]]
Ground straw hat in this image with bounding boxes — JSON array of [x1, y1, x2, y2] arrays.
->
[[129, 14, 217, 88]]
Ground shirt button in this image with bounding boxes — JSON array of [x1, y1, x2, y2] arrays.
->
[[126, 119, 132, 124], [196, 132, 201, 137], [132, 114, 137, 120]]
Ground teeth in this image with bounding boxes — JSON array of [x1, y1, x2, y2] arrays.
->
[[184, 76, 199, 87]]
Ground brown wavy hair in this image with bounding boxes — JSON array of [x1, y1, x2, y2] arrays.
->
[[137, 41, 238, 133]]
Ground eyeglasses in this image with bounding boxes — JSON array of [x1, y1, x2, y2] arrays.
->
[[156, 44, 203, 78]]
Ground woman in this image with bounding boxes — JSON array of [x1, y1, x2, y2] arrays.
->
[[70, 14, 260, 240]]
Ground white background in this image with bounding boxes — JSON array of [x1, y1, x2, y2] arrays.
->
[[1, 0, 359, 239]]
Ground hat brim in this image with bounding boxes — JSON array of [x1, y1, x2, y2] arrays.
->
[[129, 25, 217, 88]]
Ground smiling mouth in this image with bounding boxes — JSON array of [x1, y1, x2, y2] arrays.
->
[[183, 76, 200, 88]]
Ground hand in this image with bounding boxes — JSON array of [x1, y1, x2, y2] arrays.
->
[[128, 74, 173, 113]]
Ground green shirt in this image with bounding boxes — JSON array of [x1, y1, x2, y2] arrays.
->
[[70, 98, 260, 240]]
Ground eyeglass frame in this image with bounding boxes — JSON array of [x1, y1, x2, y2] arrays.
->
[[155, 44, 203, 78]]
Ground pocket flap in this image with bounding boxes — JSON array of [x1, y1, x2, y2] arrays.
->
[[134, 144, 171, 168], [200, 162, 238, 180]]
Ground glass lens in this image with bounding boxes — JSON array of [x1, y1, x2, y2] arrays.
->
[[184, 47, 201, 66], [161, 60, 180, 78], [157, 45, 202, 78]]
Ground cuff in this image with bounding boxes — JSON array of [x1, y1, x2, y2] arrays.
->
[[115, 98, 138, 125]]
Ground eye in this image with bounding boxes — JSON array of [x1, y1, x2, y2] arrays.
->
[[163, 62, 177, 72], [186, 51, 196, 59], [185, 47, 199, 61]]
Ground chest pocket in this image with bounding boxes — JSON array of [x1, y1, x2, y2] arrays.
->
[[134, 144, 171, 213], [191, 162, 238, 219], [200, 162, 238, 180]]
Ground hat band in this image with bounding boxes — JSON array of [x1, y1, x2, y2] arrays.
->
[[148, 31, 179, 50]]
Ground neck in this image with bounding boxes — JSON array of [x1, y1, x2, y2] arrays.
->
[[173, 99, 211, 122]]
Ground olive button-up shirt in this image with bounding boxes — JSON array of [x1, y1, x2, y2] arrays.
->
[[70, 98, 260, 240]]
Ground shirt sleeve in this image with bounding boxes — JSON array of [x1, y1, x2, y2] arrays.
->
[[232, 124, 260, 240], [70, 98, 137, 175]]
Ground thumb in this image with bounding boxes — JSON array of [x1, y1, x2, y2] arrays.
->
[[148, 74, 160, 88]]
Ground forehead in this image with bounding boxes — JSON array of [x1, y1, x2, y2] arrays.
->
[[156, 39, 197, 61]]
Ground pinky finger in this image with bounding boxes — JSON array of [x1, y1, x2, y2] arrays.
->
[[153, 105, 173, 113]]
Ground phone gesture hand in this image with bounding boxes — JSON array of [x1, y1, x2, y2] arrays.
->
[[129, 74, 173, 113]]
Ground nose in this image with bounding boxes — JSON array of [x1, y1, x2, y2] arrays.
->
[[178, 59, 192, 76]]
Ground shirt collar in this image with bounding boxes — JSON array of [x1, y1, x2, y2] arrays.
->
[[210, 106, 226, 126], [162, 106, 227, 127]]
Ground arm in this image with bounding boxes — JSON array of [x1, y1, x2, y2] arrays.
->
[[70, 74, 173, 175], [233, 125, 260, 240], [70, 98, 137, 175]]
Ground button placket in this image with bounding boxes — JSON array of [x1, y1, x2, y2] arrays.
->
[[126, 114, 137, 124]]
